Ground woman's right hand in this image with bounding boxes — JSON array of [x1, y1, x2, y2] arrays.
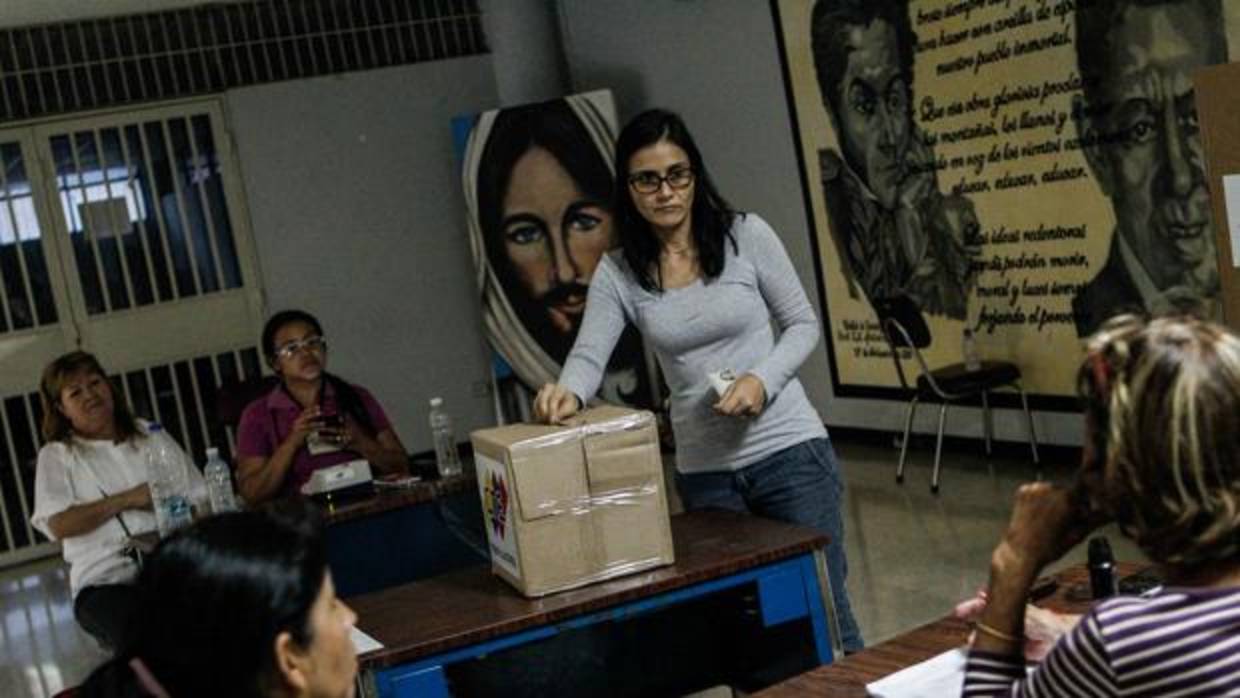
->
[[995, 482, 1098, 580], [533, 384, 581, 424], [285, 405, 322, 446]]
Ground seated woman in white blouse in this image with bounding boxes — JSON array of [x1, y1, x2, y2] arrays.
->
[[31, 351, 204, 649]]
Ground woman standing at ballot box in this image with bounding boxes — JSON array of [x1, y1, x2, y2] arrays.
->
[[533, 108, 863, 651], [963, 315, 1240, 696], [31, 351, 206, 650], [236, 310, 408, 505]]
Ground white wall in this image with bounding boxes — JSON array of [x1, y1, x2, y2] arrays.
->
[[226, 59, 500, 451], [482, 0, 569, 105], [557, 0, 1082, 446]]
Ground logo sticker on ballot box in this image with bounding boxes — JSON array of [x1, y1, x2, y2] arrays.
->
[[476, 452, 520, 578]]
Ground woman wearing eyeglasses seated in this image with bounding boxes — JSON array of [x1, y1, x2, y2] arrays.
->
[[235, 310, 408, 505], [78, 506, 359, 698], [962, 315, 1240, 696], [531, 109, 863, 652], [32, 351, 206, 650]]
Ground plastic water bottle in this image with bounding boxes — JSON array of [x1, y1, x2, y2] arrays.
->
[[962, 328, 981, 372], [429, 397, 462, 478], [203, 447, 237, 515], [146, 423, 192, 537]]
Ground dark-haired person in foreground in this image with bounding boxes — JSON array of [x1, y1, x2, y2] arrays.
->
[[79, 508, 359, 697], [533, 108, 863, 651], [32, 351, 205, 649], [236, 310, 408, 505], [963, 315, 1240, 695]]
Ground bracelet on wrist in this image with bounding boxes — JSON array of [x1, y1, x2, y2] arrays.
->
[[974, 620, 1021, 645]]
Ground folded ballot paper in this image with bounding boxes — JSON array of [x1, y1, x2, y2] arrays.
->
[[866, 648, 1033, 697]]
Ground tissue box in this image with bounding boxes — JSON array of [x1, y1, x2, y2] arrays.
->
[[470, 406, 674, 597]]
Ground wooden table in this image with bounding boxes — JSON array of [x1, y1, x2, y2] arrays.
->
[[351, 509, 840, 697], [754, 562, 1143, 697]]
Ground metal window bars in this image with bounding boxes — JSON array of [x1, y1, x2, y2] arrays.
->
[[0, 0, 488, 124]]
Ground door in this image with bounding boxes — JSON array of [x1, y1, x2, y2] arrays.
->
[[0, 100, 266, 565]]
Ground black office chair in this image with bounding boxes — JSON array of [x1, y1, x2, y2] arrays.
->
[[214, 374, 279, 463], [215, 374, 279, 430], [872, 295, 1039, 493]]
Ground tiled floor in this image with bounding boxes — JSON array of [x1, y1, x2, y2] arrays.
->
[[836, 436, 1143, 645], [0, 433, 1146, 697], [0, 557, 108, 698]]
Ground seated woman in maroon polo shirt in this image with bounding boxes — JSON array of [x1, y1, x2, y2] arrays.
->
[[236, 309, 409, 504]]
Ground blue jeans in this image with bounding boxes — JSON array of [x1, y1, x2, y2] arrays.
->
[[675, 437, 864, 652]]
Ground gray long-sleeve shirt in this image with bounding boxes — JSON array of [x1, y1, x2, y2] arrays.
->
[[560, 213, 827, 473]]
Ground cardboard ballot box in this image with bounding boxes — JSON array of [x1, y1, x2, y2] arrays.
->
[[470, 406, 674, 597]]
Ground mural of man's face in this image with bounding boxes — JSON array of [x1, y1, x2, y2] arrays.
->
[[831, 18, 911, 210], [1083, 1, 1221, 292]]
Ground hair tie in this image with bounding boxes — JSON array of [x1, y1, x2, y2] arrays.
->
[[129, 657, 171, 698], [1089, 352, 1111, 399]]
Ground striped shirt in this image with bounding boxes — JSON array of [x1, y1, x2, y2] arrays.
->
[[963, 587, 1240, 697]]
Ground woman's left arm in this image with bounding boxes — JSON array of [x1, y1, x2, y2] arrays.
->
[[341, 387, 408, 476], [746, 216, 821, 401], [345, 424, 408, 476]]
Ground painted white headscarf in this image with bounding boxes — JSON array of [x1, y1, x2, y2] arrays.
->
[[460, 90, 620, 393]]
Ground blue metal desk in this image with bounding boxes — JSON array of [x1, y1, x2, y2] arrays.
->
[[351, 509, 841, 697], [324, 474, 485, 597]]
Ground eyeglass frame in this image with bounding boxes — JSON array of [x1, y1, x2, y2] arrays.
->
[[273, 335, 327, 360], [627, 167, 695, 195]]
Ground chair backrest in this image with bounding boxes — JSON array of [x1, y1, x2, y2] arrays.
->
[[871, 295, 933, 392], [215, 375, 279, 430], [872, 295, 931, 349]]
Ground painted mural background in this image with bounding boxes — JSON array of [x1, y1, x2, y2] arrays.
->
[[775, 0, 1240, 401]]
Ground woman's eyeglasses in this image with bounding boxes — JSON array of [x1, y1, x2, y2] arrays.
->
[[628, 168, 694, 195], [274, 336, 327, 360]]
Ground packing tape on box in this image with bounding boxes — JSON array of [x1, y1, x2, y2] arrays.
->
[[511, 409, 654, 450], [514, 410, 661, 518], [533, 555, 673, 595], [519, 479, 659, 518]]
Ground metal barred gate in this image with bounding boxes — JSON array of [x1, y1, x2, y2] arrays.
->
[[0, 99, 263, 566]]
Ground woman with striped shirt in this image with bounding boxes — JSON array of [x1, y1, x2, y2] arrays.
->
[[964, 315, 1240, 696]]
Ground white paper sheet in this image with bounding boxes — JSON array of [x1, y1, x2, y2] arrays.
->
[[351, 626, 384, 655], [1221, 174, 1240, 268], [865, 648, 967, 697], [866, 647, 1036, 697]]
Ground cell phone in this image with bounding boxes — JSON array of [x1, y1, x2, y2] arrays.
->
[[1118, 567, 1162, 595]]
